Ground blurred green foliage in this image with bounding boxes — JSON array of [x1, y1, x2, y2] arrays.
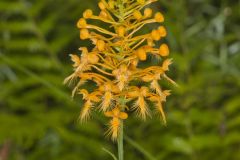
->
[[0, 0, 240, 160]]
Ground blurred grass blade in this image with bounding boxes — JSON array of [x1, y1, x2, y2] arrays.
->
[[102, 147, 118, 160], [0, 53, 71, 102], [125, 135, 157, 160]]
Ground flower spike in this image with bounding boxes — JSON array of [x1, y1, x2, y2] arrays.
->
[[65, 0, 176, 140]]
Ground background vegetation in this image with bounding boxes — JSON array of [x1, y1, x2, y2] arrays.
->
[[0, 0, 240, 159]]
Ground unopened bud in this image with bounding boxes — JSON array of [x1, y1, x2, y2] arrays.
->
[[159, 44, 169, 57], [151, 30, 161, 41], [117, 26, 126, 37], [77, 18, 87, 28], [158, 26, 167, 37], [97, 40, 105, 51], [88, 53, 99, 64], [154, 12, 164, 22], [133, 10, 142, 20], [80, 29, 90, 40], [99, 11, 108, 19], [83, 9, 93, 19], [98, 2, 106, 10], [136, 48, 147, 61], [144, 8, 152, 18]]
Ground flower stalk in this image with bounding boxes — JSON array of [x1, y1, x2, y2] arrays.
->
[[118, 120, 124, 160]]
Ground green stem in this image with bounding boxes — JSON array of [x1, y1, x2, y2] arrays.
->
[[118, 120, 124, 160], [117, 0, 125, 159]]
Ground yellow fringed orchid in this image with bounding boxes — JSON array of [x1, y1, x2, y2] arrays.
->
[[65, 0, 176, 140]]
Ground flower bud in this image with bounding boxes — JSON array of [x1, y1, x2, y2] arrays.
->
[[154, 12, 164, 22], [98, 1, 106, 10], [88, 53, 99, 64], [151, 29, 161, 41], [77, 18, 87, 28], [133, 10, 142, 20], [97, 40, 105, 51], [158, 26, 167, 37], [144, 8, 152, 18], [99, 10, 108, 19], [83, 9, 93, 19], [136, 48, 147, 61], [117, 26, 126, 37], [80, 29, 90, 40], [159, 44, 169, 57]]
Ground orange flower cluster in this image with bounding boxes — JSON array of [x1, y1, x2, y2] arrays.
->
[[64, 0, 176, 140]]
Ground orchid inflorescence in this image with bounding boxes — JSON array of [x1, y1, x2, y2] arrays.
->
[[64, 0, 176, 140]]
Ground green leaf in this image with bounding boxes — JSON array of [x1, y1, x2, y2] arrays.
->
[[102, 147, 118, 160]]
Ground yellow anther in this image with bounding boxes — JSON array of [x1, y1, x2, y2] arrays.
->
[[159, 44, 169, 57], [83, 9, 93, 19], [154, 12, 164, 22]]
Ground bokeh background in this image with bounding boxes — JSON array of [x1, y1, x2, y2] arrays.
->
[[0, 0, 240, 159]]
